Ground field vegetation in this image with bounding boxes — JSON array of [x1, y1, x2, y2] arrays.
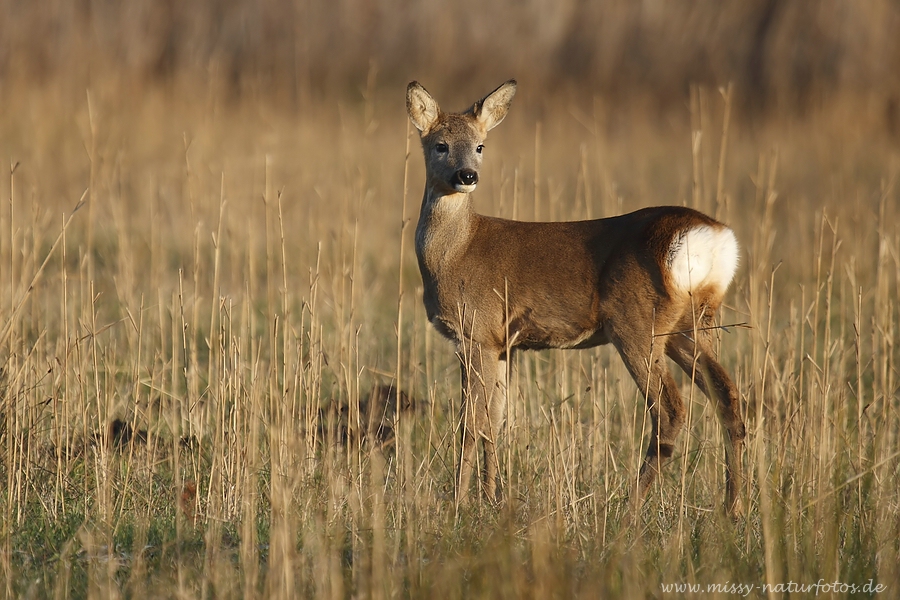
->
[[1, 1, 900, 597]]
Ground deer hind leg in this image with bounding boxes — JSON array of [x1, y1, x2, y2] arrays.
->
[[457, 342, 504, 505], [613, 330, 686, 501], [666, 331, 746, 518]]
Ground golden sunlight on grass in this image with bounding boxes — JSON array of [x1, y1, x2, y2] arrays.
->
[[2, 1, 900, 598]]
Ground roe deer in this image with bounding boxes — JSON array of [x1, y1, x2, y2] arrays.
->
[[406, 80, 746, 517]]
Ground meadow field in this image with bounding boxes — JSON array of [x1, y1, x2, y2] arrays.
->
[[2, 1, 900, 598]]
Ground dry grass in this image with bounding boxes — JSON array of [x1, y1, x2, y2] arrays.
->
[[2, 25, 900, 598]]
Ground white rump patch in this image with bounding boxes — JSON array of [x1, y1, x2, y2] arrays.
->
[[667, 225, 739, 294]]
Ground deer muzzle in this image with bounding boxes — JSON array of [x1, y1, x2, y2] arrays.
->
[[452, 168, 479, 191]]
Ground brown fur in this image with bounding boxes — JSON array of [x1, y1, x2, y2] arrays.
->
[[407, 80, 746, 517]]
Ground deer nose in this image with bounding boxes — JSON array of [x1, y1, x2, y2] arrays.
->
[[453, 169, 478, 187]]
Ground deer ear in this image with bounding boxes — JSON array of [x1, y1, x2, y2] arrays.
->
[[473, 80, 517, 131], [407, 82, 441, 132]]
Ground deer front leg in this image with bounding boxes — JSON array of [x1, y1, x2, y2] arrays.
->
[[456, 342, 504, 505], [482, 356, 508, 503]]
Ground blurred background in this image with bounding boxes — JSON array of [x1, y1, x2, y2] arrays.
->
[[2, 0, 899, 126]]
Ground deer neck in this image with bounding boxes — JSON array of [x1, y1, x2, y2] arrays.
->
[[415, 187, 475, 276]]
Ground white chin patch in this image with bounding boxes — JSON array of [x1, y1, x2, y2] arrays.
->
[[454, 183, 477, 193]]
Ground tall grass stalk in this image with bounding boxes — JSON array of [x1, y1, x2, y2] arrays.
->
[[0, 79, 898, 597]]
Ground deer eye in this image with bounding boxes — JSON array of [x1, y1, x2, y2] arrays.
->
[[435, 142, 449, 154], [476, 144, 484, 154]]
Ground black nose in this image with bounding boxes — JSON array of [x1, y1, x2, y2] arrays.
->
[[453, 169, 478, 186]]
